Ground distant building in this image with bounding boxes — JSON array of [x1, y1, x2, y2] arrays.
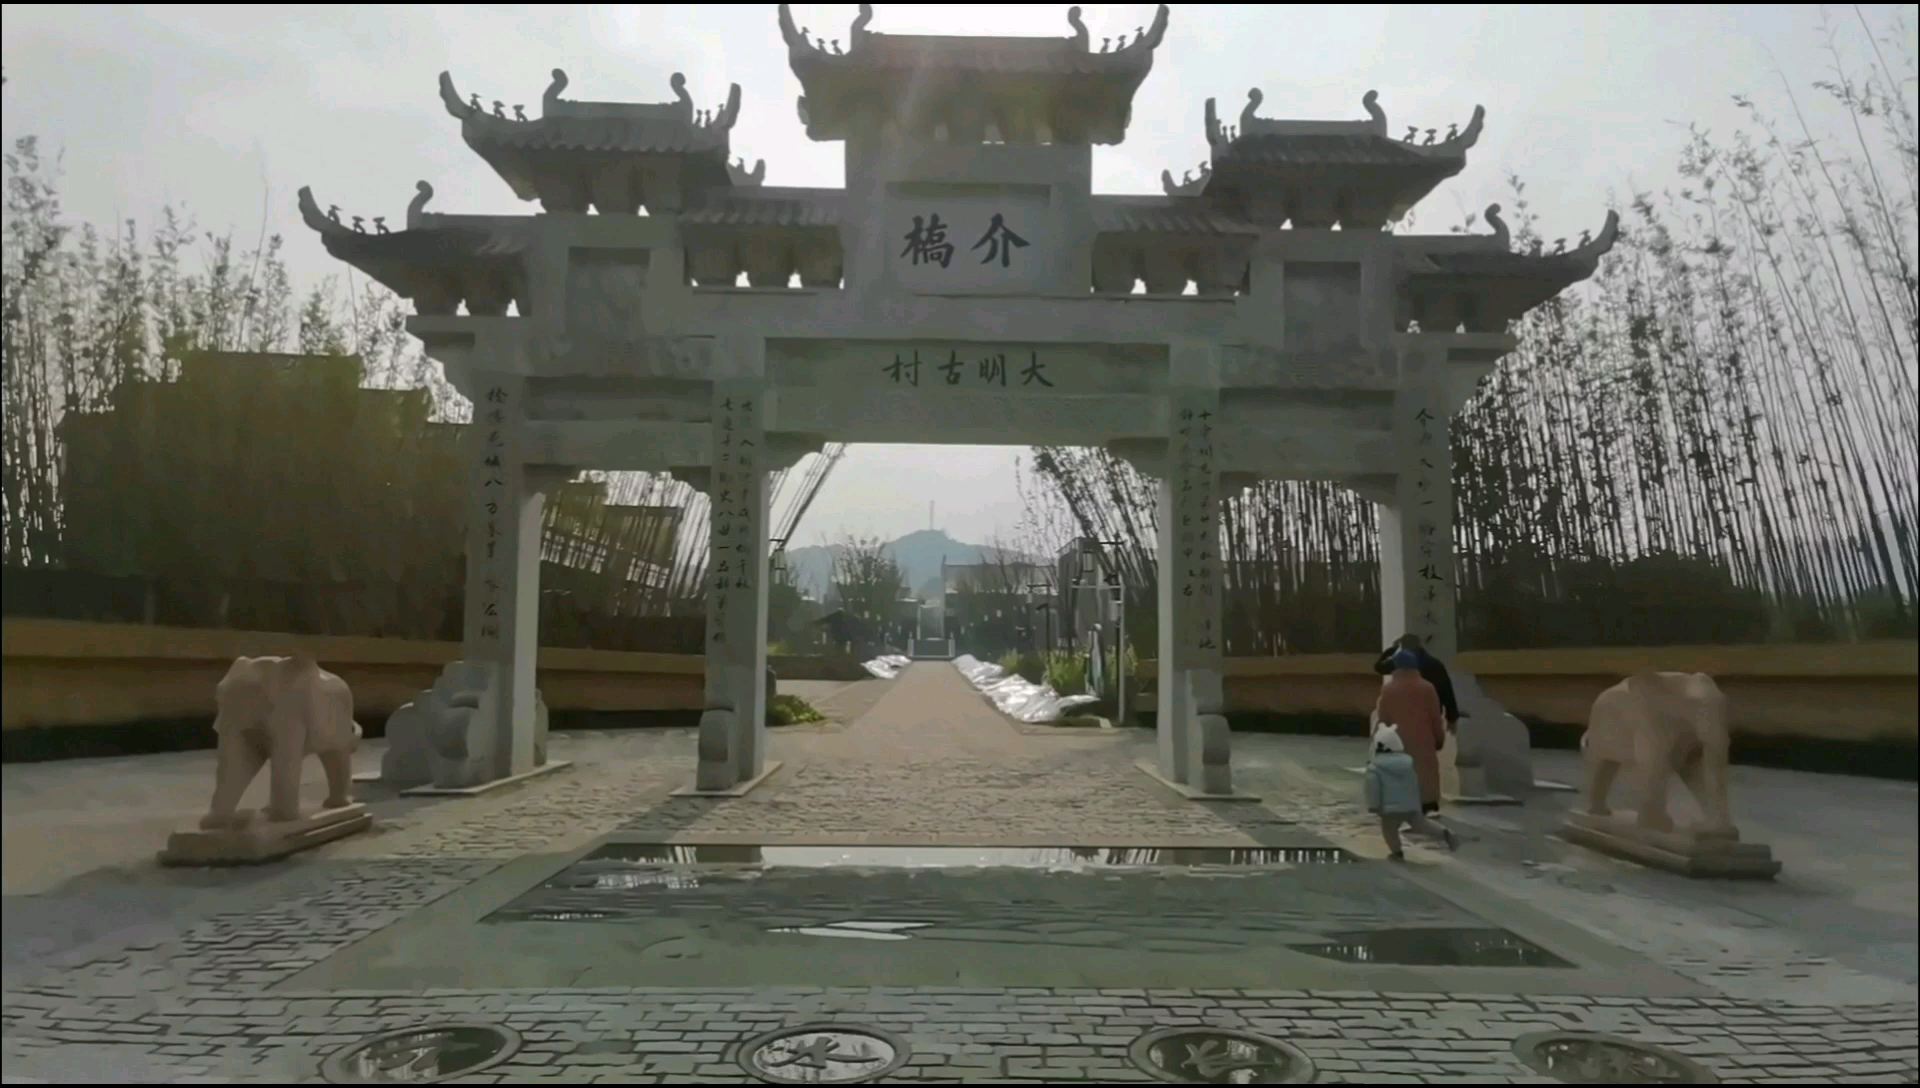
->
[[941, 555, 1053, 657], [812, 594, 919, 658], [1052, 537, 1125, 653]]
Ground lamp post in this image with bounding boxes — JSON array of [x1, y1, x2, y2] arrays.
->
[[1085, 538, 1128, 723], [1073, 543, 1097, 656], [765, 535, 789, 648], [1026, 581, 1054, 656]]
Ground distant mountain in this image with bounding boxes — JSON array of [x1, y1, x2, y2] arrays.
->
[[782, 529, 1037, 600]]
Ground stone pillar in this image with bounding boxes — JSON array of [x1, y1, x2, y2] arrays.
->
[[696, 348, 772, 791], [1155, 344, 1231, 795], [1376, 341, 1535, 799], [463, 374, 547, 780], [1377, 345, 1457, 661]]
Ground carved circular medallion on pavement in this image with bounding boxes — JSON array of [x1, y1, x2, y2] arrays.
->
[[1128, 1027, 1316, 1084], [738, 1023, 910, 1085], [1514, 1031, 1719, 1084], [321, 1022, 521, 1084]]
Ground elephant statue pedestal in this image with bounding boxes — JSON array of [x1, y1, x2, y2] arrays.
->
[[1561, 810, 1779, 879], [160, 654, 373, 866], [160, 803, 372, 866], [1560, 671, 1780, 879]]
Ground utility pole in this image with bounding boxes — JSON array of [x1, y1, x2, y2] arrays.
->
[[1088, 538, 1127, 724]]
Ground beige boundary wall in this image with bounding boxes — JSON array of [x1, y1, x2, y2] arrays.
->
[[6, 620, 1914, 744], [1162, 642, 1919, 745], [1, 620, 858, 731]]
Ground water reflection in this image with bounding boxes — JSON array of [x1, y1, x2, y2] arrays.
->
[[1129, 1028, 1311, 1085], [765, 921, 933, 941], [328, 1026, 515, 1084], [570, 870, 705, 891], [1520, 1034, 1715, 1083], [1289, 927, 1571, 967]]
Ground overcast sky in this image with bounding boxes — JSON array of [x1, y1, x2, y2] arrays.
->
[[2, 4, 1903, 546]]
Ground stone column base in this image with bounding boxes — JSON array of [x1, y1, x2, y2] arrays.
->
[[1135, 758, 1263, 803], [379, 661, 551, 791], [1452, 669, 1536, 802]]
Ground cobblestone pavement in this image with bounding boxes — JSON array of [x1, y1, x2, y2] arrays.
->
[[313, 664, 1289, 861], [614, 665, 1290, 842], [3, 664, 1916, 1083], [6, 986, 1915, 1083]]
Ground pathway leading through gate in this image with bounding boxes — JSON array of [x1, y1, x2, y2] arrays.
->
[[619, 663, 1298, 846]]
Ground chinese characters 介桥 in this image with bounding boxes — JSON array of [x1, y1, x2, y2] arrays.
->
[[900, 214, 955, 268], [971, 213, 1029, 268], [902, 211, 1030, 271]]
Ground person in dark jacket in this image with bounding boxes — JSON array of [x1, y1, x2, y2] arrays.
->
[[1372, 633, 1460, 726]]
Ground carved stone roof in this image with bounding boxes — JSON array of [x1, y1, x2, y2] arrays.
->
[[297, 187, 523, 266], [453, 115, 720, 155], [1396, 208, 1621, 331], [803, 33, 1149, 75], [440, 69, 738, 206], [781, 4, 1170, 144], [683, 187, 844, 228], [1090, 196, 1257, 236], [1399, 208, 1619, 276], [297, 186, 527, 315], [727, 157, 768, 187], [1196, 89, 1485, 227], [1218, 133, 1464, 168]]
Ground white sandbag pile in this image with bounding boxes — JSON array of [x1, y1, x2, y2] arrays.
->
[[862, 654, 912, 679], [952, 654, 1100, 724]]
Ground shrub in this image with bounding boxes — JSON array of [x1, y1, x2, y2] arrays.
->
[[767, 694, 825, 726], [998, 650, 1046, 684], [1045, 651, 1087, 695]]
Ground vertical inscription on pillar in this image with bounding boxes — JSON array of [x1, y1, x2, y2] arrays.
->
[[1412, 404, 1446, 648], [1175, 394, 1220, 655], [476, 384, 511, 651], [709, 392, 759, 645]]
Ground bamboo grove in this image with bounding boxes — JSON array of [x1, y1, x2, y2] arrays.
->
[[1019, 11, 1917, 652]]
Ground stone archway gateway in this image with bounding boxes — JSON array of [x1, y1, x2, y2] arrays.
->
[[302, 3, 1613, 799]]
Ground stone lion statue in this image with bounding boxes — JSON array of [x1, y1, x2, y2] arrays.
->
[[202, 654, 361, 828], [1580, 671, 1732, 834]]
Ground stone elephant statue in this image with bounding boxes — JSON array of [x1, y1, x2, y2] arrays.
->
[[1581, 671, 1732, 834], [203, 654, 361, 828]]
